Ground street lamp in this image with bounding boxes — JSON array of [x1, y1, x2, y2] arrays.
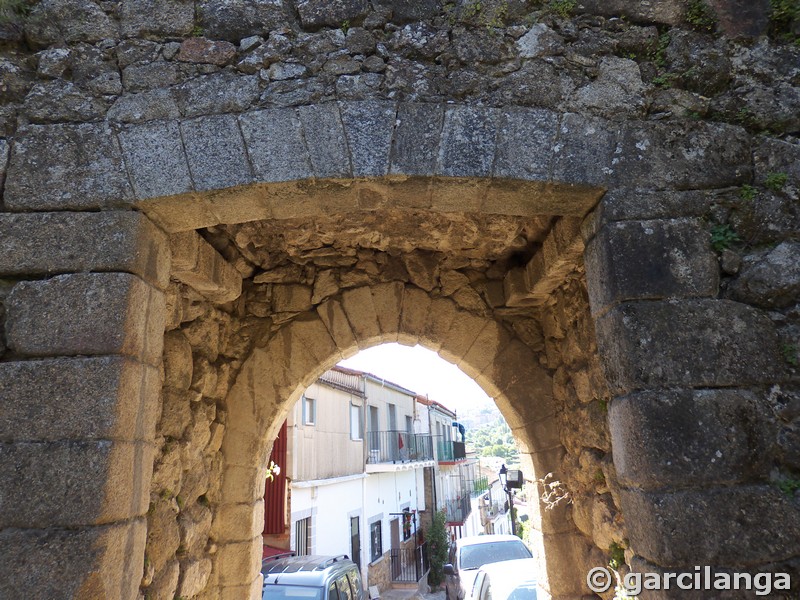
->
[[498, 464, 514, 536], [498, 464, 523, 536]]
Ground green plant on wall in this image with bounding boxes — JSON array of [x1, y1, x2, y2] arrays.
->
[[769, 0, 800, 42], [709, 224, 741, 251], [765, 171, 789, 191], [782, 342, 799, 366], [685, 0, 716, 31], [0, 0, 30, 23]]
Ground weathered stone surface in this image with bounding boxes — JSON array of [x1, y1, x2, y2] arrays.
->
[[119, 120, 193, 200], [571, 56, 647, 118], [372, 0, 441, 23], [272, 284, 313, 313], [173, 72, 259, 118], [108, 89, 181, 124], [298, 103, 351, 178], [340, 101, 396, 177], [577, 0, 684, 25], [177, 37, 237, 65], [585, 218, 720, 314], [121, 61, 190, 94], [178, 558, 213, 597], [0, 211, 170, 289], [23, 80, 107, 123], [587, 189, 714, 226], [200, 0, 291, 41], [0, 520, 145, 600], [0, 440, 152, 527], [438, 105, 499, 178], [728, 241, 800, 309], [708, 0, 770, 37], [239, 108, 312, 182], [163, 330, 193, 390], [494, 107, 558, 181], [390, 102, 443, 177], [611, 121, 752, 190], [516, 23, 564, 59], [621, 485, 800, 567], [296, 0, 368, 30], [5, 123, 133, 210], [181, 114, 253, 191], [24, 0, 118, 46], [170, 231, 243, 302], [610, 389, 775, 489], [595, 299, 782, 394], [0, 357, 160, 443], [5, 273, 165, 365], [552, 113, 619, 186], [120, 0, 195, 38]]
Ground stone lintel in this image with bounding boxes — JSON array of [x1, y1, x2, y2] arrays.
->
[[169, 230, 242, 303], [504, 217, 584, 307]]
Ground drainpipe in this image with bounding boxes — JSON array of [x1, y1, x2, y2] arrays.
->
[[361, 373, 369, 587]]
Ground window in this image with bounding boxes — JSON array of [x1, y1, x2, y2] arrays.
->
[[328, 583, 339, 600], [402, 509, 413, 541], [350, 403, 362, 441], [337, 576, 353, 600], [303, 396, 316, 425], [369, 520, 382, 562], [295, 517, 311, 555], [405, 415, 413, 434], [388, 404, 397, 431]]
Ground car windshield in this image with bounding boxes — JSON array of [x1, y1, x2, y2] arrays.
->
[[263, 585, 324, 600], [459, 541, 532, 570]]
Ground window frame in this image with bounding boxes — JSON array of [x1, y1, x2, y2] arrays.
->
[[369, 520, 383, 563], [350, 403, 362, 441], [303, 396, 316, 426]]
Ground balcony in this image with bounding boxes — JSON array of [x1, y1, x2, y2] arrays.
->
[[366, 431, 435, 473], [444, 495, 472, 525], [470, 476, 489, 497], [437, 440, 467, 464]]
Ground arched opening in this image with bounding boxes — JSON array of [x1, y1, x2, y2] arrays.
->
[[143, 162, 614, 599]]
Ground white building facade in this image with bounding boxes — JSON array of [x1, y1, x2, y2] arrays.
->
[[276, 367, 435, 591]]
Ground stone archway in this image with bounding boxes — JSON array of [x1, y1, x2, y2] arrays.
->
[[0, 38, 797, 600], [212, 287, 562, 597]]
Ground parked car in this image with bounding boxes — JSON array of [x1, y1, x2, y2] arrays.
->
[[443, 535, 533, 600], [469, 558, 542, 600], [262, 554, 364, 600]]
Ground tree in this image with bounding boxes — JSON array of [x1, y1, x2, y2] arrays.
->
[[427, 510, 450, 589]]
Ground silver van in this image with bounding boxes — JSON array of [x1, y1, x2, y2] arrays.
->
[[262, 555, 364, 600]]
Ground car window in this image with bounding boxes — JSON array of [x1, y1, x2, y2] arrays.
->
[[328, 582, 339, 600], [264, 586, 324, 600], [458, 541, 532, 570], [347, 569, 363, 600], [337, 576, 353, 600]]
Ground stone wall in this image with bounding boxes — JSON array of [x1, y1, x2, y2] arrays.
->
[[0, 0, 798, 599]]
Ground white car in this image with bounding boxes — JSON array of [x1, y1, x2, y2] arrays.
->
[[469, 558, 542, 600], [443, 535, 533, 600]]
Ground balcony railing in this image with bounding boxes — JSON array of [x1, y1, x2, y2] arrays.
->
[[367, 431, 434, 464], [436, 440, 467, 463], [470, 476, 489, 497], [444, 496, 472, 524]]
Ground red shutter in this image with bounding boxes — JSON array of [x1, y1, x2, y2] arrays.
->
[[263, 420, 288, 535]]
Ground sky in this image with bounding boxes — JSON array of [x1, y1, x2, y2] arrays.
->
[[337, 343, 495, 414]]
